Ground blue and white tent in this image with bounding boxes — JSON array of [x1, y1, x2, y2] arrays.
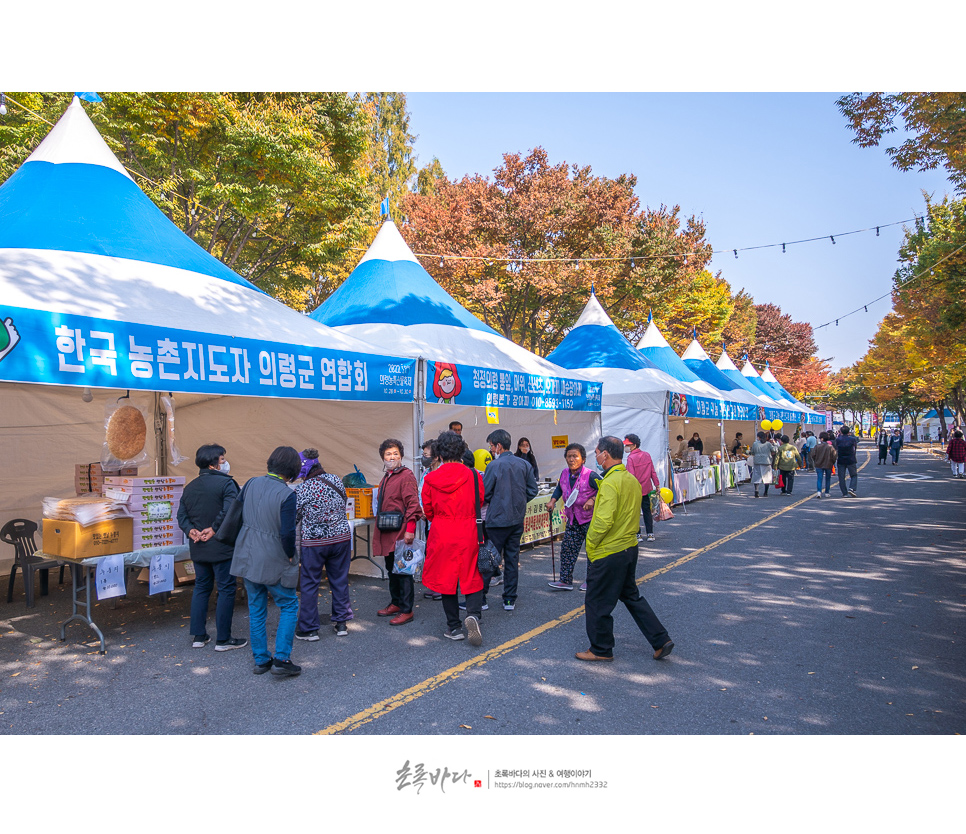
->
[[0, 97, 417, 521], [547, 294, 712, 484], [310, 221, 604, 479], [740, 357, 824, 426], [759, 364, 825, 425]]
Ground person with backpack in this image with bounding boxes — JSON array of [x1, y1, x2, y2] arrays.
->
[[834, 426, 860, 497], [777, 435, 802, 495]]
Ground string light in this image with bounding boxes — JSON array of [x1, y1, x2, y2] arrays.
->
[[733, 249, 738, 259], [782, 243, 786, 253], [830, 235, 835, 245], [439, 256, 444, 267]]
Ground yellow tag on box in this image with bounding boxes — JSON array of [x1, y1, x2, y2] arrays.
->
[[42, 518, 134, 559]]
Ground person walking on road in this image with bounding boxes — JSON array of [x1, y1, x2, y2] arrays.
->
[[812, 431, 837, 498], [480, 429, 538, 611], [946, 430, 966, 478], [777, 435, 802, 495], [576, 436, 673, 664], [889, 429, 904, 465], [421, 431, 486, 645], [877, 428, 889, 465], [834, 426, 860, 497], [750, 431, 776, 498], [623, 433, 659, 542], [547, 443, 600, 590]]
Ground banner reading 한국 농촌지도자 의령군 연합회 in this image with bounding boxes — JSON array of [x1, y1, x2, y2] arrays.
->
[[0, 305, 416, 402], [425, 360, 602, 412]]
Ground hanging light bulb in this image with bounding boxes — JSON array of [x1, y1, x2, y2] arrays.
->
[[876, 226, 880, 237], [82, 387, 94, 403], [631, 258, 635, 269], [0, 93, 7, 117], [830, 235, 836, 245], [733, 249, 738, 259], [439, 256, 444, 268], [782, 243, 786, 253]]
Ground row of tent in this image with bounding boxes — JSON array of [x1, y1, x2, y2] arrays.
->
[[0, 97, 823, 524]]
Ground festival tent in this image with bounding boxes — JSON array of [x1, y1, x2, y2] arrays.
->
[[637, 319, 753, 467], [680, 338, 770, 458], [759, 364, 826, 426], [0, 97, 420, 525], [309, 220, 604, 482], [740, 358, 824, 429], [545, 293, 713, 484]]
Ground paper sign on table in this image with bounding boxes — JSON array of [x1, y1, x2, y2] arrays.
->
[[148, 552, 174, 595], [95, 553, 126, 600]]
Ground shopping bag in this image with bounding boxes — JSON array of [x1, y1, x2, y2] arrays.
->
[[655, 498, 674, 522], [393, 538, 426, 577]]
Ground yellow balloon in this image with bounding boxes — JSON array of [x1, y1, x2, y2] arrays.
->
[[773, 419, 783, 430], [660, 487, 673, 504], [761, 419, 772, 430], [473, 448, 493, 470]]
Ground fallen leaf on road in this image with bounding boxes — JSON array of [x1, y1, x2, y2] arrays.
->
[[763, 717, 768, 720], [10, 673, 19, 677], [807, 672, 815, 675], [484, 716, 496, 720], [719, 688, 727, 691], [845, 615, 855, 619], [912, 666, 919, 670], [459, 724, 472, 729], [29, 637, 42, 643]]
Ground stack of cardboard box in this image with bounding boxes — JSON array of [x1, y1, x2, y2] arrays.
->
[[74, 463, 138, 495], [103, 476, 186, 549]]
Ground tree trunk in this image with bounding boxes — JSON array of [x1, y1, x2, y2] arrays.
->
[[935, 400, 948, 439]]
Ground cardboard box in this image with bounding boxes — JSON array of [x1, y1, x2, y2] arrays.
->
[[42, 517, 134, 559], [104, 486, 183, 501], [75, 463, 138, 495], [174, 561, 195, 585]]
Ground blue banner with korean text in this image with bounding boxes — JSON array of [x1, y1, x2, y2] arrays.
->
[[669, 392, 808, 425], [0, 305, 416, 402], [426, 360, 602, 412]]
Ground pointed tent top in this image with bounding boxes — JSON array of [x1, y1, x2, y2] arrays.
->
[[24, 96, 133, 180], [647, 309, 652, 323], [637, 317, 672, 350], [311, 220, 498, 334], [591, 282, 595, 295], [571, 291, 614, 329], [636, 318, 704, 383], [760, 366, 779, 384], [547, 293, 661, 372], [716, 350, 741, 372], [741, 358, 763, 379], [681, 339, 710, 362], [358, 220, 420, 266], [693, 327, 698, 339]]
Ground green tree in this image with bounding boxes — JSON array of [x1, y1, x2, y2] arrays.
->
[[363, 92, 417, 221], [837, 92, 966, 193]]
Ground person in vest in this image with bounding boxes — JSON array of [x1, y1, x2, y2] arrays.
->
[[777, 435, 802, 495], [623, 433, 660, 543], [877, 428, 890, 464], [546, 443, 600, 591], [230, 446, 302, 677]]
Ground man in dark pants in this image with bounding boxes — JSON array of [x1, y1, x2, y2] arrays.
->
[[576, 436, 673, 663], [834, 425, 860, 497], [480, 429, 538, 611]]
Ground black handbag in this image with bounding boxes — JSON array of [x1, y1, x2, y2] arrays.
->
[[376, 511, 404, 531], [214, 481, 248, 545], [473, 471, 501, 575]]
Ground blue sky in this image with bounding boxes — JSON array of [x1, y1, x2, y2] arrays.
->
[[405, 93, 954, 371]]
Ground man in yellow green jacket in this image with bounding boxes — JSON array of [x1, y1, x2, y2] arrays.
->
[[577, 436, 674, 663]]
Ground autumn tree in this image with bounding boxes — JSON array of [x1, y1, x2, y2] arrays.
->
[[401, 146, 714, 355], [721, 289, 758, 358], [837, 92, 966, 193], [745, 303, 826, 397], [0, 92, 374, 308], [363, 92, 417, 220]]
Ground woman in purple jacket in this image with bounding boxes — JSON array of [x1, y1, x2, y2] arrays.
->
[[546, 443, 600, 590]]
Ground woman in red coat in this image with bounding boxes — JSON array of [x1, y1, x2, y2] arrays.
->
[[421, 430, 485, 646], [374, 438, 422, 626]]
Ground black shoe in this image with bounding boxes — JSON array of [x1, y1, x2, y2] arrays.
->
[[270, 658, 302, 677], [253, 658, 274, 675], [334, 621, 348, 637], [192, 634, 210, 648], [295, 629, 320, 642], [215, 637, 248, 652]]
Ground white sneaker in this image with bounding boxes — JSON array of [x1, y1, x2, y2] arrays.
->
[[816, 491, 823, 499]]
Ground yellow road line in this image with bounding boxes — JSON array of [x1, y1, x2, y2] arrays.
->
[[316, 451, 872, 735]]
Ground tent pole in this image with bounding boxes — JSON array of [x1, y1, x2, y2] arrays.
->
[[719, 413, 725, 495], [415, 357, 425, 464], [154, 392, 167, 476]]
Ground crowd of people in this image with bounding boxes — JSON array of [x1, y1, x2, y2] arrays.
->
[[176, 426, 674, 676]]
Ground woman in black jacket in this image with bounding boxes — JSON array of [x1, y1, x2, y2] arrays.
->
[[177, 444, 247, 652]]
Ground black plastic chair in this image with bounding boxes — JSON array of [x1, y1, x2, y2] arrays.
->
[[3, 518, 66, 608]]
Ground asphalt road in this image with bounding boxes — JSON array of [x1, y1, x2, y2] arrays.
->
[[2, 445, 964, 737]]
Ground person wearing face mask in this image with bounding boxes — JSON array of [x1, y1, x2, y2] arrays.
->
[[374, 438, 422, 626], [177, 443, 247, 653], [418, 439, 443, 601]]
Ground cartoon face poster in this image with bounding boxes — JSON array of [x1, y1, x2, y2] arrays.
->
[[670, 393, 688, 417], [432, 362, 461, 404]]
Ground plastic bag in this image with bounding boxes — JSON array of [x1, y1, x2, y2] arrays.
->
[[101, 397, 151, 470], [393, 538, 425, 577], [159, 395, 188, 467], [655, 499, 674, 522], [343, 465, 369, 489]]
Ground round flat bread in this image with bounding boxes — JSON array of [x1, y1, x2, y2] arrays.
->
[[107, 405, 146, 460]]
